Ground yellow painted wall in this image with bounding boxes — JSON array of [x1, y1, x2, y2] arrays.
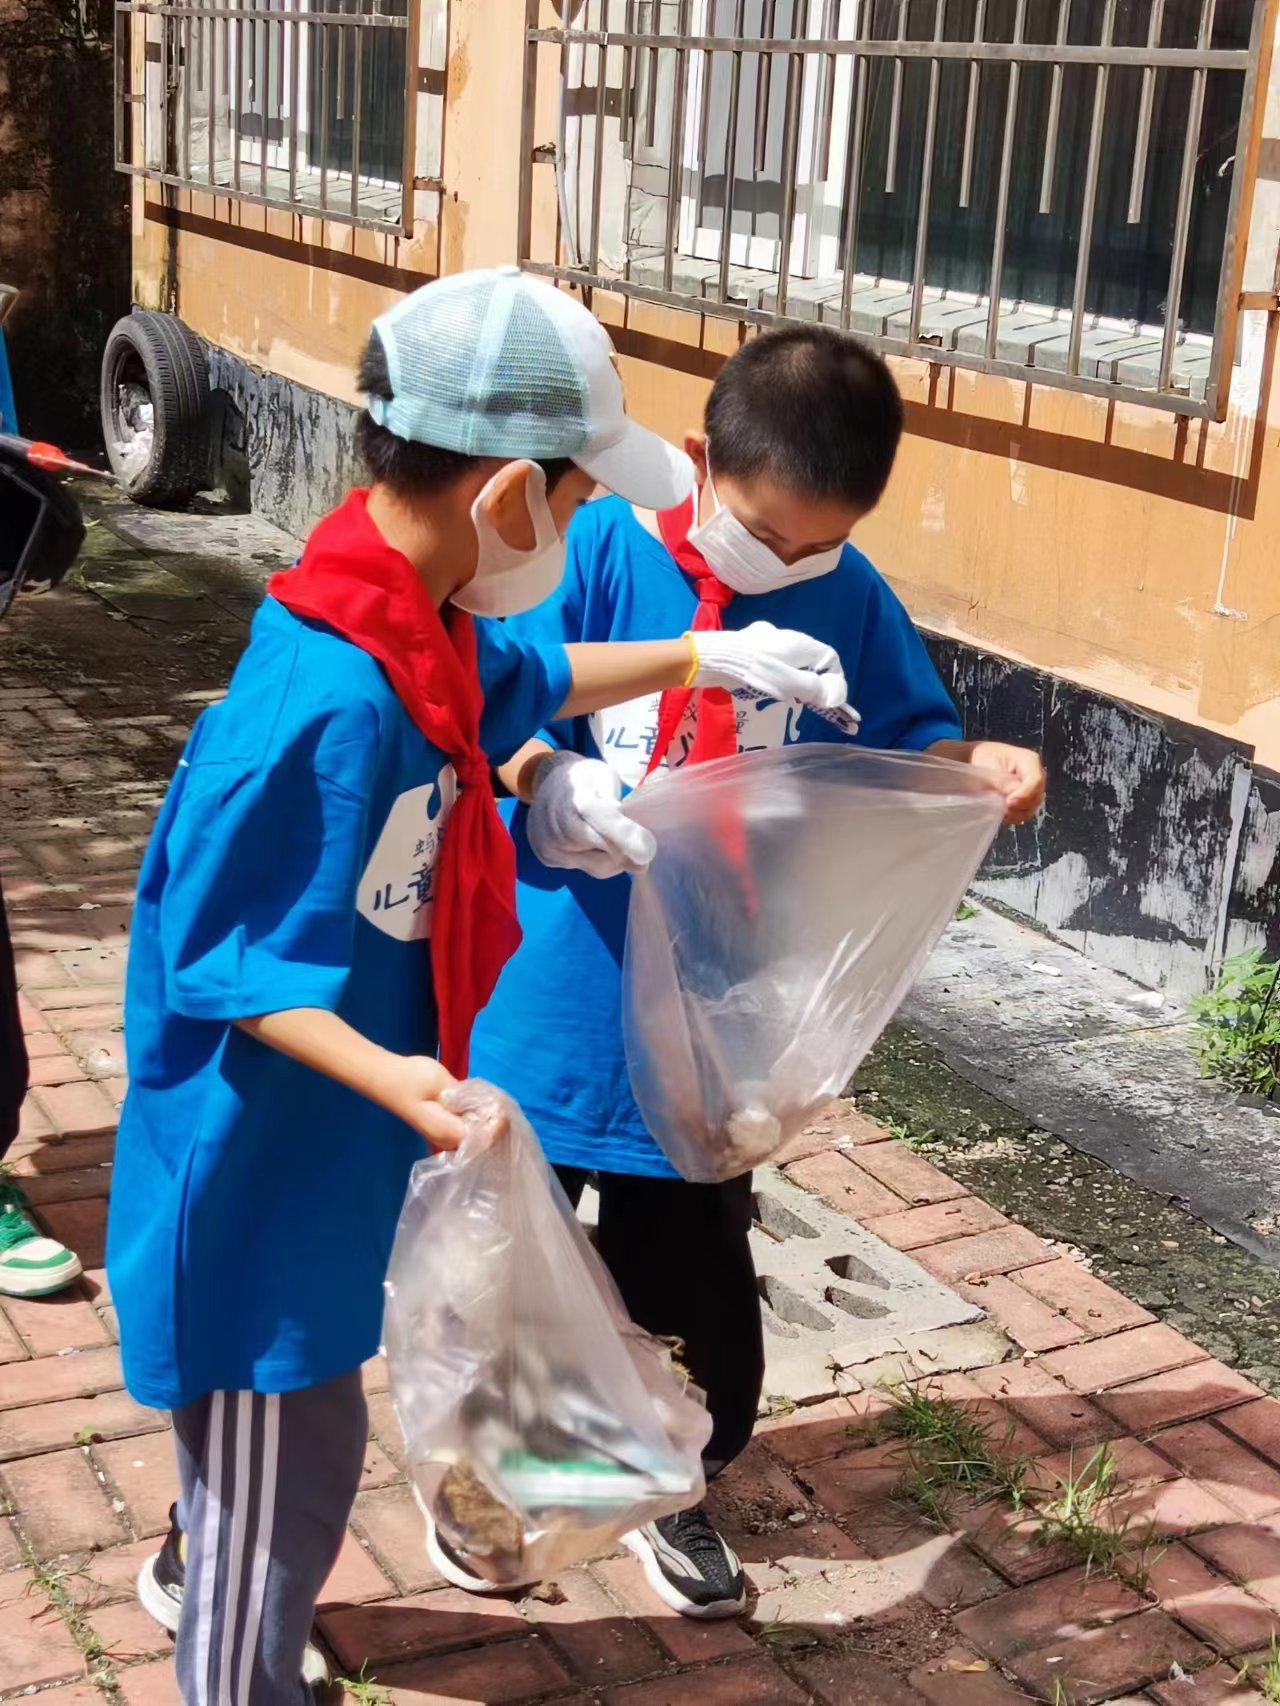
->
[[132, 5, 1280, 770], [132, 194, 439, 405], [596, 292, 1280, 768]]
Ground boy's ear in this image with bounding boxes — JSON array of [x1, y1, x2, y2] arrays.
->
[[481, 460, 539, 551], [683, 431, 709, 488]]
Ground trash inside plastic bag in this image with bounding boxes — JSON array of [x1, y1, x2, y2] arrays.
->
[[620, 744, 1005, 1183], [383, 1082, 711, 1589]]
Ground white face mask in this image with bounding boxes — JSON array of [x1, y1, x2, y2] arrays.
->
[[687, 466, 846, 595], [452, 461, 567, 618]]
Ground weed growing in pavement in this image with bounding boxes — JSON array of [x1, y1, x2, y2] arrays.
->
[[867, 1389, 1158, 1586], [25, 1552, 140, 1693], [341, 1662, 393, 1704], [1031, 1447, 1162, 1589], [955, 901, 978, 922], [1242, 1637, 1280, 1701], [868, 1382, 1032, 1523], [755, 1618, 820, 1653], [28, 1556, 100, 1607], [891, 1458, 957, 1528], [884, 1116, 939, 1154], [1190, 947, 1280, 1099]]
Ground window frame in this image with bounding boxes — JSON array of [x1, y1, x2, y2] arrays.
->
[[521, 0, 1275, 422], [114, 0, 441, 236]]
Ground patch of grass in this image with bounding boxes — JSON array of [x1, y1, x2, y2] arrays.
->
[[893, 1461, 960, 1528], [1031, 1447, 1162, 1589], [341, 1663, 392, 1705], [874, 1391, 1161, 1588], [884, 1116, 939, 1154], [26, 1553, 126, 1691], [755, 1618, 819, 1652], [980, 1449, 1035, 1512], [955, 901, 978, 922], [872, 1382, 1032, 1522], [1246, 1636, 1280, 1701], [879, 1383, 992, 1459], [1190, 947, 1280, 1099]]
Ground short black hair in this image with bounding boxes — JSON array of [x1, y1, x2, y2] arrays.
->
[[355, 331, 576, 499], [704, 325, 903, 513]]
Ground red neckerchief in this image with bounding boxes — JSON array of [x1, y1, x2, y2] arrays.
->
[[267, 489, 519, 1079], [644, 496, 757, 914], [644, 496, 738, 777]]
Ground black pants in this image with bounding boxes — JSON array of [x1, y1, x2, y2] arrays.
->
[[555, 1166, 764, 1480], [0, 880, 27, 1162]]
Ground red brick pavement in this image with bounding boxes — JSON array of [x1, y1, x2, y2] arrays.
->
[[3, 675, 1279, 1704]]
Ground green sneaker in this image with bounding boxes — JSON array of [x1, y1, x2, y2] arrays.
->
[[0, 1180, 82, 1297]]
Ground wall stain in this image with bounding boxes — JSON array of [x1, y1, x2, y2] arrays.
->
[[447, 36, 469, 101], [928, 631, 1279, 993]]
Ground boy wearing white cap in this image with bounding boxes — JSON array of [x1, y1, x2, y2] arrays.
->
[[108, 268, 847, 1704]]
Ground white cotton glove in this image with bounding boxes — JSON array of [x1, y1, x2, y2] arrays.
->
[[527, 751, 657, 879], [690, 621, 853, 720]]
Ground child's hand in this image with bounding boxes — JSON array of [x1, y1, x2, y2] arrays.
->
[[377, 1055, 468, 1149], [691, 622, 848, 712], [967, 741, 1046, 826], [527, 750, 656, 879]]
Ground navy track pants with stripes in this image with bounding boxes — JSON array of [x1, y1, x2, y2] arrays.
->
[[172, 1369, 367, 1704]]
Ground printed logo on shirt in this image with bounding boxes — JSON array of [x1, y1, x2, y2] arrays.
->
[[357, 767, 457, 941], [590, 693, 805, 790]]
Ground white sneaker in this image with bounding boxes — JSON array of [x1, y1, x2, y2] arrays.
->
[[137, 1507, 330, 1687], [413, 1482, 537, 1597], [0, 1182, 82, 1298]]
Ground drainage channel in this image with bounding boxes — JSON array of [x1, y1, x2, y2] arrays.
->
[[578, 1166, 982, 1405], [748, 1168, 982, 1401]]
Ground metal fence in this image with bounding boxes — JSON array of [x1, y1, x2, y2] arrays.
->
[[518, 0, 1274, 419], [115, 0, 429, 233]]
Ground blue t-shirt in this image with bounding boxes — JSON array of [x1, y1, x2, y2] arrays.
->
[[108, 596, 570, 1410], [470, 497, 962, 1180]]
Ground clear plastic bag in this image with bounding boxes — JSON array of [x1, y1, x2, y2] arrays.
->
[[383, 1081, 711, 1589], [621, 744, 1005, 1182]]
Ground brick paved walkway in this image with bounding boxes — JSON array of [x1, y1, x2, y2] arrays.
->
[[4, 661, 1280, 1705]]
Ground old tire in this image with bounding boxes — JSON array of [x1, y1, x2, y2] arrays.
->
[[100, 311, 212, 507]]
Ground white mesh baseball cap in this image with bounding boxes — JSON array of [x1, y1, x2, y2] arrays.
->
[[366, 266, 694, 511]]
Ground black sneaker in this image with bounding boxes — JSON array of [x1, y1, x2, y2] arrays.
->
[[137, 1505, 330, 1687], [624, 1506, 747, 1619]]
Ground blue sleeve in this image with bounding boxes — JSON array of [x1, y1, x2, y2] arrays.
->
[[854, 574, 963, 752], [154, 709, 376, 1021], [0, 331, 17, 435], [474, 618, 572, 765]]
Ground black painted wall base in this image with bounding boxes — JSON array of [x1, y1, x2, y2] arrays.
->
[[204, 339, 1280, 998], [927, 638, 1280, 994], [205, 344, 362, 544]]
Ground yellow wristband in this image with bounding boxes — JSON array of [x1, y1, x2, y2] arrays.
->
[[682, 632, 700, 689]]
